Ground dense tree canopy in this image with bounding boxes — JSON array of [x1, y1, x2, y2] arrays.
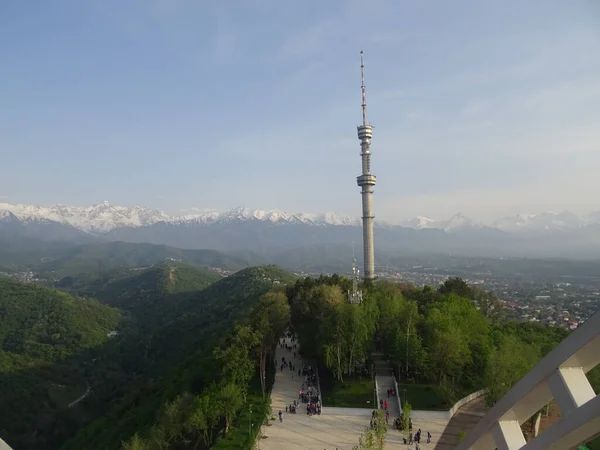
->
[[0, 278, 121, 362], [0, 266, 295, 450], [117, 283, 291, 449], [0, 277, 122, 449], [287, 274, 579, 410], [2, 264, 596, 450]]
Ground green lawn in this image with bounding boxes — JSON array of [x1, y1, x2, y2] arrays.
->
[[321, 377, 376, 408], [397, 383, 451, 411]]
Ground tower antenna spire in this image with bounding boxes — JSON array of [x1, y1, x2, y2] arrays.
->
[[360, 50, 367, 126], [356, 50, 376, 282]]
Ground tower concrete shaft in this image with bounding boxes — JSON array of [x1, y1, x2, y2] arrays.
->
[[356, 51, 376, 281]]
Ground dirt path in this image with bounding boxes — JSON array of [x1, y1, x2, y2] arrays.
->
[[68, 383, 90, 408]]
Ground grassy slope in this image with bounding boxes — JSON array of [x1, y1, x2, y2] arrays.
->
[[320, 377, 376, 409], [396, 383, 451, 410]]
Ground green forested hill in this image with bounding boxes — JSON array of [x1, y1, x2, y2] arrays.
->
[[3, 265, 595, 450], [145, 265, 297, 366], [44, 241, 249, 275], [0, 278, 121, 362], [0, 278, 122, 449], [0, 240, 250, 276], [60, 265, 296, 450], [57, 263, 221, 316], [0, 266, 295, 450]]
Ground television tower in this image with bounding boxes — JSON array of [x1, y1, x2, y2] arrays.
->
[[356, 50, 376, 281]]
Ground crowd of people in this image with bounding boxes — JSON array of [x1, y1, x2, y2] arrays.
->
[[275, 334, 434, 448], [277, 335, 323, 420], [298, 362, 321, 415]]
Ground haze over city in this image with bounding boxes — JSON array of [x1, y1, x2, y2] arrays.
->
[[2, 0, 600, 222]]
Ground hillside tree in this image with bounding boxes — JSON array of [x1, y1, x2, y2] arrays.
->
[[218, 383, 244, 434], [252, 291, 290, 396], [214, 324, 259, 398]]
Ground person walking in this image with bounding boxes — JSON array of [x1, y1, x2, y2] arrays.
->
[[278, 410, 283, 422], [427, 431, 432, 443]]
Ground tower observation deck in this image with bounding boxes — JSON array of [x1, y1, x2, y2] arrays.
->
[[357, 51, 376, 281]]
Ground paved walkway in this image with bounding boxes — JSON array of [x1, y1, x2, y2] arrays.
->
[[433, 395, 487, 449], [376, 370, 400, 418], [259, 338, 449, 450]]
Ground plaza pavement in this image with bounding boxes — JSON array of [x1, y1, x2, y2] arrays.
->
[[259, 338, 450, 450]]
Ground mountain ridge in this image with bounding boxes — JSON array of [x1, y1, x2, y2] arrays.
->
[[5, 202, 600, 260], [0, 202, 363, 232], [2, 201, 600, 234]]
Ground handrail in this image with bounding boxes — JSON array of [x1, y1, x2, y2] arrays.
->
[[393, 371, 402, 413], [456, 310, 600, 449], [409, 389, 486, 422]]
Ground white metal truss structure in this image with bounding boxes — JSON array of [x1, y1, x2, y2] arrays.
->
[[348, 242, 363, 305], [348, 259, 363, 304], [456, 309, 600, 450]]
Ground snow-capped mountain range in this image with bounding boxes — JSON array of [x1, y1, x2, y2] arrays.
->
[[399, 213, 485, 233], [0, 201, 361, 233], [399, 211, 600, 234], [1, 201, 599, 235]]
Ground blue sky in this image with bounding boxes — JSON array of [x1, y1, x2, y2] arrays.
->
[[2, 0, 600, 222]]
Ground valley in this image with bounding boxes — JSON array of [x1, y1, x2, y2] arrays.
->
[[1, 240, 599, 449], [0, 263, 294, 450], [2, 239, 600, 329]]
